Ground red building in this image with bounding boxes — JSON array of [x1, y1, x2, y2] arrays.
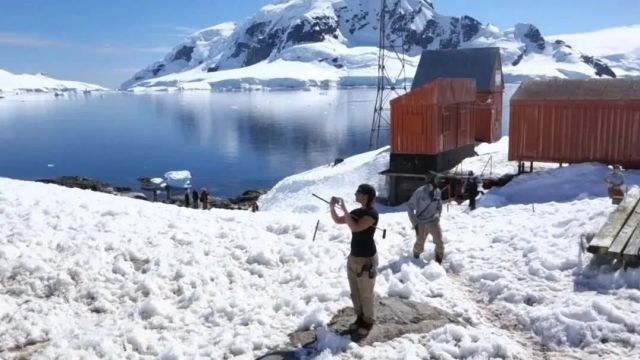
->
[[509, 78, 640, 169], [382, 78, 476, 205], [391, 78, 476, 156], [411, 47, 504, 143]]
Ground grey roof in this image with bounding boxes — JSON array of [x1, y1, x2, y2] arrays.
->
[[512, 78, 640, 101], [411, 47, 501, 91]]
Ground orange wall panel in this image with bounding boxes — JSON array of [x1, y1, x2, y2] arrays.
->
[[509, 100, 640, 168]]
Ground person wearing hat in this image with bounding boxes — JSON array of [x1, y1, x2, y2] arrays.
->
[[407, 174, 444, 263], [463, 170, 481, 211], [604, 164, 625, 204], [329, 183, 379, 338]]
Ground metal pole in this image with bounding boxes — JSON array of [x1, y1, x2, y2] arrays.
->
[[312, 193, 387, 239], [312, 220, 320, 241]]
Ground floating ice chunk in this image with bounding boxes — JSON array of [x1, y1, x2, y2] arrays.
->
[[164, 170, 192, 188]]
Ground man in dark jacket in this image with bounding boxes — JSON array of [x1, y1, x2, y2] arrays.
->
[[463, 170, 480, 211], [200, 188, 209, 210], [192, 189, 199, 209]]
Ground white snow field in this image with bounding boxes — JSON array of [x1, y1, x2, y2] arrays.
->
[[0, 69, 108, 93], [1, 142, 640, 359], [548, 25, 640, 78]]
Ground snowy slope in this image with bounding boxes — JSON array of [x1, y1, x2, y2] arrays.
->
[[0, 69, 108, 93], [2, 143, 640, 359], [548, 25, 640, 77], [121, 0, 631, 91], [120, 22, 237, 90]]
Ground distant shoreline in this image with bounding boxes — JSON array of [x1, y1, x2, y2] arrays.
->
[[34, 175, 268, 211]]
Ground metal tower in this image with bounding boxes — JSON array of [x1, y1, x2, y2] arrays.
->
[[369, 0, 409, 150]]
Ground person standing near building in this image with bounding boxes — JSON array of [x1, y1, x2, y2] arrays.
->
[[407, 174, 444, 264], [463, 170, 480, 211], [604, 164, 625, 204], [329, 184, 379, 338]]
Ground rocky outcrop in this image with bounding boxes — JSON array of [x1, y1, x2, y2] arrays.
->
[[36, 176, 131, 193], [258, 296, 461, 359], [581, 55, 617, 78]]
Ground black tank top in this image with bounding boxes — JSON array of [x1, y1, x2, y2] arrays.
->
[[349, 207, 379, 257]]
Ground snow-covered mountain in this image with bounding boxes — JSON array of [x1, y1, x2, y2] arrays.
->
[[120, 22, 237, 90], [547, 24, 640, 78], [0, 69, 108, 93], [121, 0, 636, 91]]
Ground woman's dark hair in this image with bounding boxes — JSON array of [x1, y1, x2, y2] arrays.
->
[[357, 184, 376, 207]]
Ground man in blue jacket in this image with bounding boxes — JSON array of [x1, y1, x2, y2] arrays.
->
[[407, 174, 444, 264]]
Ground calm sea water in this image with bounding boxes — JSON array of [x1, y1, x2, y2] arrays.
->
[[0, 90, 383, 197]]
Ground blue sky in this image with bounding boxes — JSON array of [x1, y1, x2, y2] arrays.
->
[[1, 0, 637, 88]]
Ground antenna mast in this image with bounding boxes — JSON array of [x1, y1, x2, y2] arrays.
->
[[369, 0, 408, 150]]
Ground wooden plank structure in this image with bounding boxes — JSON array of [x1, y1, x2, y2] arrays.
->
[[587, 190, 640, 265]]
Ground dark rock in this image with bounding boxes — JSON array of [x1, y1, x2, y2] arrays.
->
[[165, 189, 268, 211], [286, 16, 338, 45], [523, 25, 546, 51], [206, 65, 219, 73], [246, 21, 269, 38], [209, 197, 237, 209], [439, 18, 461, 49], [403, 18, 437, 50], [120, 192, 148, 201], [230, 21, 287, 67], [461, 15, 481, 42], [259, 297, 461, 359], [228, 21, 287, 67], [581, 55, 617, 78], [229, 189, 269, 205], [230, 42, 251, 59], [151, 64, 165, 76], [482, 173, 516, 189], [136, 177, 165, 191], [512, 51, 525, 66], [36, 176, 131, 193], [172, 46, 195, 62], [347, 10, 369, 35]]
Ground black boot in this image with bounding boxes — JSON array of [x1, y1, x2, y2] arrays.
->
[[435, 253, 443, 264]]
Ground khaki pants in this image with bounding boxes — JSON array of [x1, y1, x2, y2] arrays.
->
[[608, 186, 624, 198], [413, 223, 443, 258], [347, 254, 378, 324]]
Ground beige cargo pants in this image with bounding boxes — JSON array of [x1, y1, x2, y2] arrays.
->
[[413, 222, 444, 258], [347, 254, 379, 324]]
